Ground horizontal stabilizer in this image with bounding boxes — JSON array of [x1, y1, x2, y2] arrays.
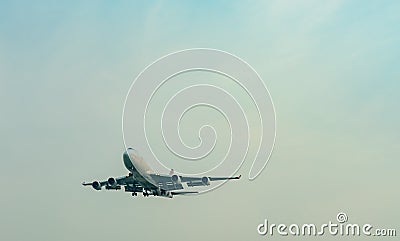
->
[[186, 181, 205, 187], [171, 191, 198, 195]]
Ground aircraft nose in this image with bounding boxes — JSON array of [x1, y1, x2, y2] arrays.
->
[[126, 148, 140, 158]]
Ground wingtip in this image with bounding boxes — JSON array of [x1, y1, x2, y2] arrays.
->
[[237, 174, 242, 179]]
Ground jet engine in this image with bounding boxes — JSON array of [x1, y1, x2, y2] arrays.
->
[[107, 177, 117, 188], [171, 174, 181, 184], [92, 181, 102, 190], [201, 176, 211, 186]]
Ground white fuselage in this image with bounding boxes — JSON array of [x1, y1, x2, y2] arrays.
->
[[122, 148, 157, 189]]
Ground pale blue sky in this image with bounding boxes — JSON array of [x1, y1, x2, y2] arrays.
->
[[1, 1, 399, 241]]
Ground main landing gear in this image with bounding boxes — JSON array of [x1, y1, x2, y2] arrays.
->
[[131, 190, 150, 197]]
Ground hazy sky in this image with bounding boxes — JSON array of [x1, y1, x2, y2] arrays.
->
[[1, 1, 399, 241]]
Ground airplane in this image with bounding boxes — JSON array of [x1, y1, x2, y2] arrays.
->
[[82, 148, 241, 198]]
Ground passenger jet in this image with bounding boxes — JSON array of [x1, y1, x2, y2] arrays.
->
[[82, 148, 241, 198]]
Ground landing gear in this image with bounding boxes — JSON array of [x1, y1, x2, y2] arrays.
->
[[131, 192, 137, 197], [143, 191, 149, 197]]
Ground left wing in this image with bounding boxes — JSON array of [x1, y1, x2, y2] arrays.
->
[[82, 174, 142, 191]]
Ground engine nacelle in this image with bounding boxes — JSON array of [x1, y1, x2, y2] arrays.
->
[[92, 181, 102, 190], [171, 174, 181, 184], [107, 177, 117, 188], [201, 176, 211, 186]]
